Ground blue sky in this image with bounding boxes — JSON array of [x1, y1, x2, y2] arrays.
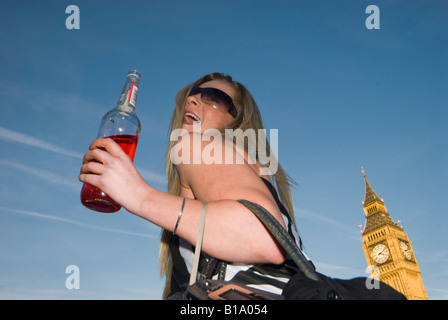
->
[[0, 0, 446, 299]]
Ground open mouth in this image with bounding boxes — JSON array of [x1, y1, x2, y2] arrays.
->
[[183, 111, 201, 124]]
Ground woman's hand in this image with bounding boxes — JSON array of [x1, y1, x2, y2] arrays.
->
[[78, 138, 151, 214]]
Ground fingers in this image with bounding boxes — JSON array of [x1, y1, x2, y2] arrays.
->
[[79, 150, 107, 185], [82, 147, 108, 165], [79, 138, 123, 182], [89, 138, 125, 157], [79, 136, 138, 183], [80, 160, 104, 175], [82, 138, 125, 164], [78, 171, 101, 186]]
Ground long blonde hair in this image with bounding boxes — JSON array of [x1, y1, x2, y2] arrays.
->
[[159, 73, 296, 298]]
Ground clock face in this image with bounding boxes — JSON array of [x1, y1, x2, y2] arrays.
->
[[400, 241, 412, 260], [371, 244, 390, 264]]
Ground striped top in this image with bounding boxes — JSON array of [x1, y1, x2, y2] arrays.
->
[[168, 177, 302, 297]]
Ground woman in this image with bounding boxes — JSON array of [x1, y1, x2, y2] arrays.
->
[[79, 73, 301, 299]]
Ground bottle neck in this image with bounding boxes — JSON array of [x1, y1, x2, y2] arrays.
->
[[116, 71, 141, 113]]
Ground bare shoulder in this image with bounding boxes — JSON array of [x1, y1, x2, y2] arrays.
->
[[173, 132, 281, 220]]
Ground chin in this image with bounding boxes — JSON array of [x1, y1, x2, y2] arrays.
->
[[182, 122, 205, 133], [181, 123, 200, 133]]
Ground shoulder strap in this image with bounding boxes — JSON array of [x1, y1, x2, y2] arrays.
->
[[237, 199, 321, 282], [189, 202, 208, 285]]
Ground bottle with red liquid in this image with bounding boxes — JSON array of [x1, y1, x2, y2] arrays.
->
[[81, 69, 142, 213]]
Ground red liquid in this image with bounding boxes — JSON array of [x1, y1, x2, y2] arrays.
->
[[81, 134, 139, 213]]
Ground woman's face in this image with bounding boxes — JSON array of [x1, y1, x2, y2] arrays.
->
[[182, 80, 236, 132]]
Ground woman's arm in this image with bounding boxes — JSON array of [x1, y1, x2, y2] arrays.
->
[[79, 136, 287, 264]]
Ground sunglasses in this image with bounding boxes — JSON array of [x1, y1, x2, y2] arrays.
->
[[188, 86, 237, 118]]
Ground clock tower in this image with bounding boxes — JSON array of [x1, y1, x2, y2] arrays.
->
[[360, 168, 428, 300]]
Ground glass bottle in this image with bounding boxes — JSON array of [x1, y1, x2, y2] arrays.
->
[[81, 69, 142, 213]]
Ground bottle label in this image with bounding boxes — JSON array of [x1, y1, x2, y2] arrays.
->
[[127, 83, 138, 107]]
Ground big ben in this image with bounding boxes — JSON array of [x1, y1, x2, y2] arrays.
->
[[360, 168, 428, 300]]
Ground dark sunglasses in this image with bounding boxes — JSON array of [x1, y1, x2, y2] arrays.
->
[[188, 86, 237, 118]]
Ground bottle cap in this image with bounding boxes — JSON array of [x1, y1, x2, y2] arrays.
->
[[127, 70, 141, 82]]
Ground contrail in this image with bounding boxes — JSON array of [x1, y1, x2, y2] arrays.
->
[[0, 207, 160, 239], [0, 126, 166, 185], [0, 159, 80, 191], [0, 126, 83, 158]]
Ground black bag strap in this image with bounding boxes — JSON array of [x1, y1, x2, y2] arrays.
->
[[237, 199, 321, 282]]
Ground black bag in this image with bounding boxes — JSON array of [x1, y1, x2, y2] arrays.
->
[[238, 200, 406, 300], [282, 271, 406, 300]]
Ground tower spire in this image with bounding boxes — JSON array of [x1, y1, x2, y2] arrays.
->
[[360, 167, 400, 231], [361, 166, 384, 206]]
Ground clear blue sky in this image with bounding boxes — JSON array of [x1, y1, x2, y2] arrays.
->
[[0, 0, 446, 299]]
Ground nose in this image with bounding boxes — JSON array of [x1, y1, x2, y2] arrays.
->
[[186, 94, 200, 108]]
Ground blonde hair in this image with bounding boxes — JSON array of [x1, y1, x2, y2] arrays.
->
[[159, 73, 296, 298]]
